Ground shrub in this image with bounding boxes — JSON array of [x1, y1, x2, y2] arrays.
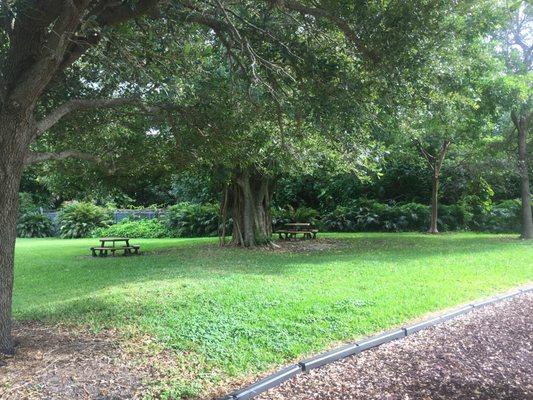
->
[[272, 206, 320, 229], [17, 211, 54, 238], [19, 192, 38, 214], [323, 205, 352, 231], [294, 206, 320, 225], [321, 198, 529, 233], [92, 218, 170, 238], [271, 207, 293, 229], [396, 202, 430, 231], [438, 203, 473, 231], [57, 202, 112, 238], [459, 195, 491, 230], [481, 199, 522, 233], [166, 202, 220, 237], [323, 200, 431, 232]]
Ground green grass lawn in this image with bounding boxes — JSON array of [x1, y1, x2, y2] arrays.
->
[[13, 233, 533, 397]]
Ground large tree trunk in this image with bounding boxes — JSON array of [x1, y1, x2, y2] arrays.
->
[[429, 174, 440, 234], [513, 110, 533, 239], [0, 112, 33, 354], [228, 169, 273, 247]]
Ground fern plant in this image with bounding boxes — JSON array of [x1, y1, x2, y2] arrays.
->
[[17, 211, 54, 238], [166, 202, 221, 237], [57, 202, 111, 238]]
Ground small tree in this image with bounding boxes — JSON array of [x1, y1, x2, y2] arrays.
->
[[397, 35, 499, 233]]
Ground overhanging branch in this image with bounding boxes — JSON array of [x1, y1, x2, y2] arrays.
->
[[36, 97, 140, 136], [271, 0, 378, 61], [24, 151, 102, 165], [95, 0, 161, 26]]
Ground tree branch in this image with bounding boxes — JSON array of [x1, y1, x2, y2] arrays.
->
[[96, 0, 161, 27], [435, 140, 451, 173], [24, 150, 102, 165], [35, 97, 140, 136], [58, 33, 102, 72], [413, 138, 436, 170], [270, 0, 378, 61]]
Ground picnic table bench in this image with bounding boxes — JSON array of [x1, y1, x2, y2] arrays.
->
[[275, 223, 318, 240], [91, 237, 141, 257]]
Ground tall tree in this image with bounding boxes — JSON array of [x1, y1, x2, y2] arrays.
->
[[499, 1, 533, 238], [389, 2, 506, 234]]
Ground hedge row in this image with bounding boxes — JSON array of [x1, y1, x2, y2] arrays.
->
[[273, 198, 525, 233], [17, 201, 223, 239], [17, 198, 526, 238]]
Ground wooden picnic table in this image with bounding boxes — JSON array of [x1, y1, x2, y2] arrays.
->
[[285, 223, 311, 228], [275, 223, 318, 240], [99, 237, 130, 247], [91, 237, 140, 257]]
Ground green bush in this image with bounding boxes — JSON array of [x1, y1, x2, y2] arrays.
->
[[271, 207, 292, 229], [438, 203, 473, 231], [166, 202, 220, 237], [57, 202, 112, 238], [323, 200, 431, 232], [481, 199, 522, 233], [19, 192, 38, 214], [17, 211, 54, 238], [459, 195, 491, 230], [272, 206, 320, 229], [92, 218, 170, 238], [395, 202, 431, 231], [321, 198, 530, 233]]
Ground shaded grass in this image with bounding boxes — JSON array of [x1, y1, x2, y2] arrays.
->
[[13, 233, 533, 397]]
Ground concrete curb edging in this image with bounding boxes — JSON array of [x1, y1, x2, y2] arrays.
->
[[227, 365, 302, 400], [220, 286, 532, 400]]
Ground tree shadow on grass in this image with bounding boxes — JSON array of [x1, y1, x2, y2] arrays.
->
[[13, 234, 531, 325]]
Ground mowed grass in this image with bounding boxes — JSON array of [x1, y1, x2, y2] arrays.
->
[[13, 233, 533, 396]]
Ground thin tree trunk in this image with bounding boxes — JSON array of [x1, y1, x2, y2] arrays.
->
[[0, 112, 32, 354], [429, 175, 439, 234], [415, 139, 450, 235], [513, 111, 533, 239], [219, 184, 229, 246]]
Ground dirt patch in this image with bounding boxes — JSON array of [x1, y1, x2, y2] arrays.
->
[[267, 238, 349, 253], [0, 322, 203, 400], [147, 238, 349, 256], [0, 323, 146, 399]]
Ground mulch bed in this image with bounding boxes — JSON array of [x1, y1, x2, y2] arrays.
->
[[256, 292, 533, 400]]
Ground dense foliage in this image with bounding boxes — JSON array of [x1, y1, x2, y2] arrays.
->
[[16, 193, 54, 238], [92, 218, 170, 239], [57, 202, 111, 239], [10, 1, 533, 239], [165, 203, 221, 238], [274, 198, 529, 234], [16, 212, 54, 238], [16, 195, 528, 239]]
